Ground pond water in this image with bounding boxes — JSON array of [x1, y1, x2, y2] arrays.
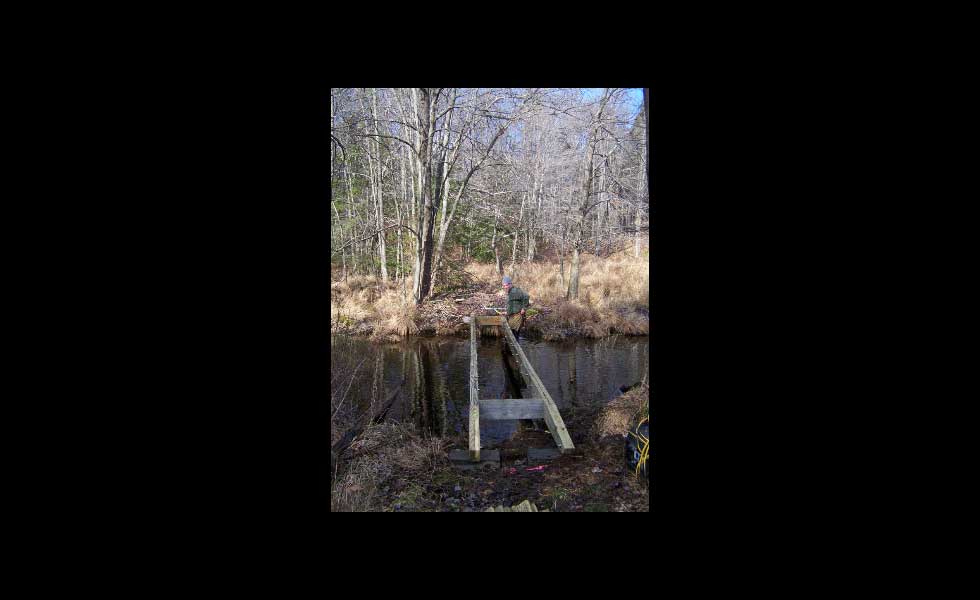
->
[[330, 333, 649, 447]]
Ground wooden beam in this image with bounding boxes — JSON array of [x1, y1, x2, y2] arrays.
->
[[469, 312, 480, 461], [500, 319, 575, 452], [476, 316, 505, 327], [478, 399, 545, 420]]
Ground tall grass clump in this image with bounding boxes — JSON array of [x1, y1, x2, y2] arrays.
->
[[374, 288, 418, 338], [331, 274, 418, 337], [489, 251, 648, 337]]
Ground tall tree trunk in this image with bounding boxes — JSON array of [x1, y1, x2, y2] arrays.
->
[[332, 200, 347, 280], [428, 106, 454, 297], [528, 188, 542, 262], [635, 130, 644, 258], [370, 89, 388, 283], [558, 223, 566, 290], [492, 207, 502, 276], [408, 91, 422, 299], [412, 88, 437, 304], [635, 204, 642, 258], [395, 147, 405, 281], [567, 89, 609, 299], [567, 147, 593, 301], [344, 156, 358, 276], [523, 174, 535, 264], [406, 143, 417, 297], [566, 247, 580, 300], [643, 88, 649, 154], [639, 88, 649, 258], [596, 154, 605, 256], [511, 192, 525, 272]]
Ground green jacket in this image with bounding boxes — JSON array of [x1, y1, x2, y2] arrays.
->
[[507, 286, 530, 316]]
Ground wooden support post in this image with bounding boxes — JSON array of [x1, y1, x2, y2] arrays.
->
[[500, 319, 575, 453], [469, 312, 480, 461]]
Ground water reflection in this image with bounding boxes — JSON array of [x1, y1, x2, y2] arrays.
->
[[330, 333, 650, 446]]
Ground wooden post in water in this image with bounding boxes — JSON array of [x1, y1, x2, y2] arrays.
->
[[469, 312, 480, 461]]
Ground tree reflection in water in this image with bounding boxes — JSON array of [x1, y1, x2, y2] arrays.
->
[[330, 334, 650, 444]]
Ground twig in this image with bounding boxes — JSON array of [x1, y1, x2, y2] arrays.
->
[[331, 223, 420, 256]]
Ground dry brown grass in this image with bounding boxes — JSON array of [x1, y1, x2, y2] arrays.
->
[[332, 277, 417, 337], [374, 289, 419, 337], [505, 251, 649, 337], [332, 251, 648, 339], [331, 421, 450, 512], [594, 383, 650, 440], [504, 251, 647, 304]]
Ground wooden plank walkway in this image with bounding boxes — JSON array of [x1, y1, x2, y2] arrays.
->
[[465, 311, 574, 462]]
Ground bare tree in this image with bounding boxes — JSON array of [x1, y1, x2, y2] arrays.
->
[[330, 87, 649, 307]]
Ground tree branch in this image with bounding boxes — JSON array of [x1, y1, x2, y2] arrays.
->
[[331, 223, 420, 256], [348, 131, 417, 155]]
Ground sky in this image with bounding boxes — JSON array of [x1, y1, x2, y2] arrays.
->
[[582, 88, 644, 117]]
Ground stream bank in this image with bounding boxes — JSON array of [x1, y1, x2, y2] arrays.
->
[[330, 383, 651, 512], [330, 254, 650, 342], [330, 330, 652, 512]]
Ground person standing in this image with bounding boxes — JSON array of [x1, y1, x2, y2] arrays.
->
[[501, 275, 530, 332]]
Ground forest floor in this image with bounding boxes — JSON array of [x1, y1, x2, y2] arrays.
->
[[330, 382, 651, 512], [330, 251, 650, 342]]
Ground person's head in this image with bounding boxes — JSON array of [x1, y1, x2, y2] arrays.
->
[[502, 275, 512, 291]]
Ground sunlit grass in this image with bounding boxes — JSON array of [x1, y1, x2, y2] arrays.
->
[[332, 250, 649, 338]]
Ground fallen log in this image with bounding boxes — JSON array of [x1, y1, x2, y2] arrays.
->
[[371, 384, 403, 425]]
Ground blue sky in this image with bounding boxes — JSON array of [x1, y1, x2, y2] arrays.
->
[[582, 88, 644, 115]]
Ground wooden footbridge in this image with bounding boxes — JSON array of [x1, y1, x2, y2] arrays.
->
[[460, 311, 574, 464]]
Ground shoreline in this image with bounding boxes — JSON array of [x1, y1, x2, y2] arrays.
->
[[331, 254, 649, 343], [331, 382, 651, 512]]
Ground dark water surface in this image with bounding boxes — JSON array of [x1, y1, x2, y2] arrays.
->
[[331, 334, 649, 447]]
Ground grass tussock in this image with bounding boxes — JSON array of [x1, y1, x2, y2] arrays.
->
[[374, 289, 419, 338], [594, 382, 650, 441], [332, 277, 417, 338]]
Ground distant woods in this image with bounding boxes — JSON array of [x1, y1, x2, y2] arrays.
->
[[330, 88, 650, 304]]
